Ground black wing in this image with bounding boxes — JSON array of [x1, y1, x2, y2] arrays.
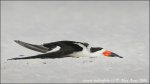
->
[[9, 41, 83, 60], [14, 40, 49, 53], [14, 40, 86, 53], [42, 40, 88, 49]]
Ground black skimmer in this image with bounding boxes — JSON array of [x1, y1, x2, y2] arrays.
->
[[8, 40, 123, 60]]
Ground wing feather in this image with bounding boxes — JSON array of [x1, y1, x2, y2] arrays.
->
[[10, 40, 84, 60], [14, 40, 49, 53]]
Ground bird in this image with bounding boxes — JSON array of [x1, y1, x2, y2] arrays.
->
[[8, 40, 123, 60]]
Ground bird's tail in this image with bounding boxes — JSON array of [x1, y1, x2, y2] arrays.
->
[[14, 40, 49, 53]]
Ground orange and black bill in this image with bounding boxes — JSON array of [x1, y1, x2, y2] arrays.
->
[[103, 50, 123, 58]]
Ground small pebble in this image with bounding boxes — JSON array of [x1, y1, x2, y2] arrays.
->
[[19, 55, 24, 56], [42, 62, 47, 64]]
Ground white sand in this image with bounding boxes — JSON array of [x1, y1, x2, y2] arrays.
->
[[1, 1, 149, 83]]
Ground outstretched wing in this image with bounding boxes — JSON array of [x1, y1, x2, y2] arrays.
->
[[14, 40, 86, 53], [14, 40, 50, 53], [9, 41, 83, 60], [14, 40, 66, 53]]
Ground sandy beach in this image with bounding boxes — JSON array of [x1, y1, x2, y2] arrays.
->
[[1, 1, 149, 83]]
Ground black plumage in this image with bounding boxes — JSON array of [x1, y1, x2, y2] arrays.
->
[[90, 47, 103, 52], [8, 40, 88, 60]]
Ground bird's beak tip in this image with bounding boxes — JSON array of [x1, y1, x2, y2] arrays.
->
[[116, 55, 123, 58]]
